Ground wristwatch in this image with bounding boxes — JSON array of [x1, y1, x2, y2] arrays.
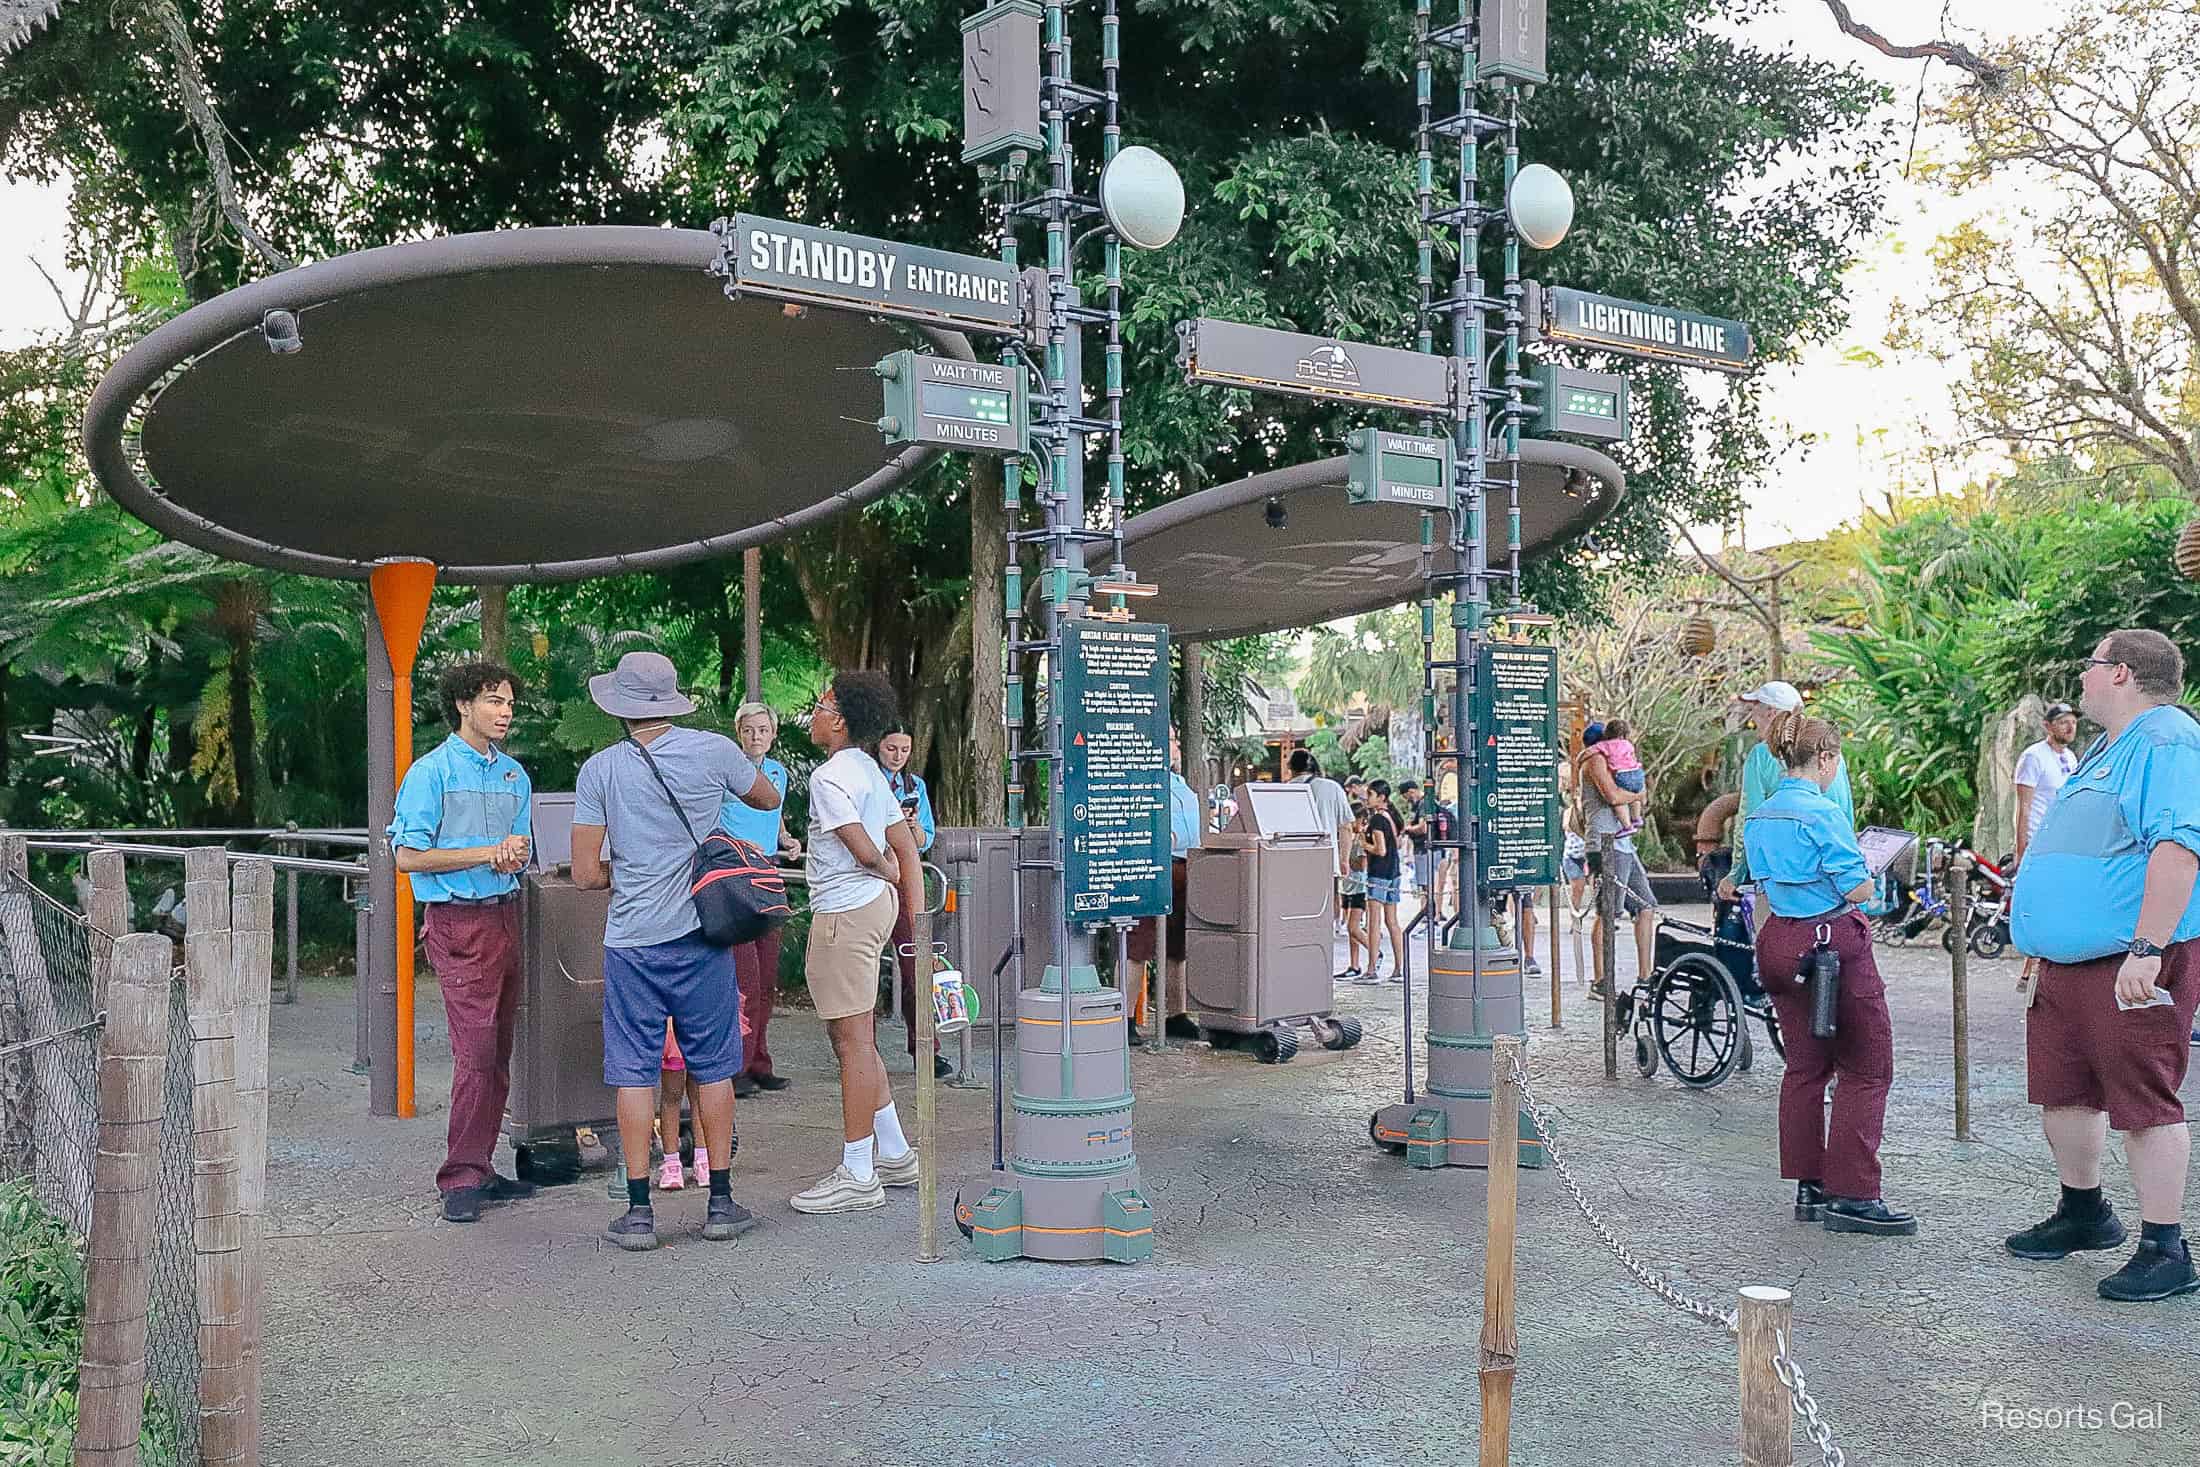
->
[[2127, 938, 2165, 959]]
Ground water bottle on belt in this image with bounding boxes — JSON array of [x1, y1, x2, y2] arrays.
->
[[1802, 921, 1840, 1039]]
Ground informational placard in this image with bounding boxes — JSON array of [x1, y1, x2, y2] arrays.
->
[[716, 213, 1023, 334], [1541, 286, 1753, 374], [1061, 618, 1173, 924], [1175, 317, 1455, 413], [1471, 643, 1560, 888]]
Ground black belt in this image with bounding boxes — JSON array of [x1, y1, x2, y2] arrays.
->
[[439, 892, 518, 907]]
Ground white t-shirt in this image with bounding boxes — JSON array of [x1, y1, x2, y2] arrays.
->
[[805, 747, 902, 913], [2014, 738, 2079, 846], [1301, 775, 1354, 873]]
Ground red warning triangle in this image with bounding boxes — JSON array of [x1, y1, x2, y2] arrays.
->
[[1073, 732, 1086, 745], [1487, 735, 1498, 746]]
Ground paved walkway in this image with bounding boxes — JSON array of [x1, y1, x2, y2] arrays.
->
[[259, 903, 2197, 1466]]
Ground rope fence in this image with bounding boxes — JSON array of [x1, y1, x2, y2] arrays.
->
[[1487, 1036, 1849, 1467]]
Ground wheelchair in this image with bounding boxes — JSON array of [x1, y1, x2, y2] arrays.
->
[[1613, 890, 1785, 1089]]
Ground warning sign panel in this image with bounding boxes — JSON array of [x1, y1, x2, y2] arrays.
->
[[1060, 618, 1173, 923], [1471, 643, 1560, 888]]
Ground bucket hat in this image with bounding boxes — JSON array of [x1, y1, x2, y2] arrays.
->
[[588, 651, 698, 720]]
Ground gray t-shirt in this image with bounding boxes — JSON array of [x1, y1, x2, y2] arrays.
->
[[574, 727, 762, 948], [1301, 775, 1354, 873]]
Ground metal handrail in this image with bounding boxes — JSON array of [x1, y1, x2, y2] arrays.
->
[[22, 840, 367, 880], [0, 826, 369, 845]]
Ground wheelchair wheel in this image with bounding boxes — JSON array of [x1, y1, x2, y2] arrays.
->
[[1633, 1032, 1660, 1078], [1762, 1003, 1786, 1061], [1650, 954, 1746, 1089]]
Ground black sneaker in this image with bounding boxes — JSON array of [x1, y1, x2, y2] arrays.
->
[[481, 1174, 537, 1204], [1165, 1014, 1203, 1041], [1794, 1182, 1827, 1222], [607, 1204, 659, 1251], [734, 1073, 760, 1098], [702, 1195, 759, 1241], [1822, 1197, 1918, 1237], [2006, 1202, 2127, 1260], [932, 1055, 954, 1079], [1337, 967, 1362, 981], [753, 1073, 791, 1092], [2097, 1240, 2200, 1302], [441, 1187, 483, 1223]]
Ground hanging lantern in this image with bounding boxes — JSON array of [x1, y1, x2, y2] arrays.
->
[[2174, 514, 2200, 581], [1678, 615, 1717, 656]]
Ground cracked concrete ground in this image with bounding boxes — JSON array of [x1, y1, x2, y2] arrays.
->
[[260, 905, 2198, 1467]]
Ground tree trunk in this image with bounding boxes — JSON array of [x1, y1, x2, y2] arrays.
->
[[716, 609, 740, 707], [478, 584, 508, 662], [0, 660, 9, 793], [228, 626, 257, 825]]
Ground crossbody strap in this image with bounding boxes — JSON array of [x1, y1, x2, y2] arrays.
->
[[626, 735, 703, 852]]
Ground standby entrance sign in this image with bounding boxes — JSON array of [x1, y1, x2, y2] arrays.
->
[[713, 213, 1023, 335]]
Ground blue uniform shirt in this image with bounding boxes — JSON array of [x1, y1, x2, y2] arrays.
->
[[1729, 740, 1853, 887], [2010, 704, 2200, 963], [884, 768, 936, 853], [1169, 772, 1201, 857], [1741, 776, 1871, 919], [719, 756, 789, 852], [387, 734, 532, 902]]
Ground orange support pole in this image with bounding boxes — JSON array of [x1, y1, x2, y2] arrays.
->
[[370, 559, 436, 1119]]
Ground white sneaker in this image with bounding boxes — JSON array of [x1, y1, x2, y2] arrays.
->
[[790, 1164, 885, 1215], [874, 1147, 920, 1188]]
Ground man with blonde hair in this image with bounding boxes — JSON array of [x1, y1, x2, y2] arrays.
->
[[2008, 628, 2200, 1302]]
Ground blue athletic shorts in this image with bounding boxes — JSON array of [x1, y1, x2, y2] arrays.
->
[[602, 932, 743, 1087]]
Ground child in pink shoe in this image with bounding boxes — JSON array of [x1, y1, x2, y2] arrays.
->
[[1599, 719, 1648, 835], [655, 1023, 707, 1189]]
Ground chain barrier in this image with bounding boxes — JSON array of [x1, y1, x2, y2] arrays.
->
[[1506, 1050, 1849, 1467]]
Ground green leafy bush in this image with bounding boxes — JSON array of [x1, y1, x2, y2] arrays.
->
[[0, 1181, 86, 1464]]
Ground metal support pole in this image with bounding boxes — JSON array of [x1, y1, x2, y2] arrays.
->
[[1480, 1034, 1522, 1466], [1949, 855, 1973, 1141], [364, 599, 398, 1114], [1599, 833, 1618, 1080], [351, 878, 370, 1073], [1548, 882, 1562, 1028], [283, 856, 299, 1005]]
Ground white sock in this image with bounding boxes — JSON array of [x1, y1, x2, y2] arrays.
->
[[873, 1103, 910, 1160], [842, 1136, 877, 1184]]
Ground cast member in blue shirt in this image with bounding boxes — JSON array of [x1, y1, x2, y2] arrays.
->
[[1742, 712, 1914, 1238], [718, 702, 801, 1100], [1721, 679, 1854, 902], [389, 661, 537, 1224], [879, 725, 947, 1077], [2007, 628, 2200, 1303]]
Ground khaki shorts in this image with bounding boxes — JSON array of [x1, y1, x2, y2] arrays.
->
[[805, 885, 899, 1021]]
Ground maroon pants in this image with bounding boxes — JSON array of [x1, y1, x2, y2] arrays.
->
[[891, 906, 941, 1059], [733, 928, 782, 1081], [1755, 910, 1893, 1201], [422, 900, 522, 1193]]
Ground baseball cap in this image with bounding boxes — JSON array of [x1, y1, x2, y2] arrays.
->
[[2044, 701, 2075, 720], [1582, 720, 1606, 745], [1741, 680, 1803, 712]]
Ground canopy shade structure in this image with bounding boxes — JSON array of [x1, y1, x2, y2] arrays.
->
[[1103, 439, 1624, 640], [84, 226, 969, 582]]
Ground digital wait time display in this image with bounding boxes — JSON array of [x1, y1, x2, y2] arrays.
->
[[1346, 428, 1454, 508], [1531, 362, 1630, 443], [876, 350, 1029, 456], [920, 380, 1014, 425]]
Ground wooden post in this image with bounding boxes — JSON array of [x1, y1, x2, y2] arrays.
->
[[1598, 834, 1618, 1080], [229, 860, 275, 1454], [73, 933, 172, 1467], [1547, 882, 1561, 1029], [913, 897, 938, 1264], [741, 548, 763, 702], [184, 848, 249, 1465], [478, 583, 508, 662], [1479, 1034, 1523, 1467], [89, 848, 128, 1012], [1948, 855, 1973, 1142], [1737, 1285, 1795, 1467]]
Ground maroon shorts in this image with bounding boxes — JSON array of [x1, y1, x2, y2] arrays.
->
[[2027, 940, 2200, 1131], [1126, 858, 1188, 965]]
